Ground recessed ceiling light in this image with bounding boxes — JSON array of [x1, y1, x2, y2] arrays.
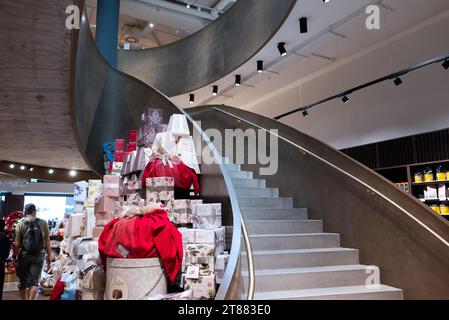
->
[[29, 168, 34, 172], [69, 170, 77, 177], [20, 165, 25, 170], [48, 169, 54, 174], [9, 164, 15, 169]]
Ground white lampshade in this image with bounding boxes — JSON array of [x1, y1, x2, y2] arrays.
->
[[152, 132, 177, 156], [176, 136, 200, 173], [167, 114, 190, 137]]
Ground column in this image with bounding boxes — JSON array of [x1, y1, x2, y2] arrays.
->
[[95, 0, 120, 67]]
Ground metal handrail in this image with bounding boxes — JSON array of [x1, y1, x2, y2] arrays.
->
[[213, 107, 449, 249], [240, 215, 255, 300]]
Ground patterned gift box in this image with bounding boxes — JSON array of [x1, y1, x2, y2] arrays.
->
[[103, 175, 120, 197], [215, 254, 230, 285], [134, 147, 153, 172], [192, 204, 222, 230], [74, 181, 88, 202], [95, 195, 117, 214], [185, 244, 215, 277], [184, 275, 216, 300], [146, 177, 174, 202], [88, 180, 103, 201], [94, 211, 114, 227], [167, 199, 203, 225], [187, 227, 225, 256], [142, 107, 164, 126], [111, 162, 123, 175]]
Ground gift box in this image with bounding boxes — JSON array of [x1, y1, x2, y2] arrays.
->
[[115, 151, 125, 162], [74, 202, 84, 214], [84, 207, 96, 238], [95, 195, 117, 214], [178, 228, 190, 247], [103, 175, 120, 197], [129, 130, 137, 143], [92, 227, 104, 238], [215, 253, 229, 285], [168, 114, 190, 137], [111, 162, 123, 175], [115, 139, 125, 152], [187, 227, 225, 255], [184, 275, 216, 300], [103, 142, 115, 163], [167, 199, 203, 225], [192, 204, 222, 230], [65, 213, 84, 238], [185, 244, 215, 277], [94, 211, 114, 227], [88, 180, 103, 201], [73, 238, 99, 256], [142, 107, 164, 126], [127, 142, 137, 152], [74, 181, 89, 202], [134, 147, 153, 172], [146, 177, 174, 202]]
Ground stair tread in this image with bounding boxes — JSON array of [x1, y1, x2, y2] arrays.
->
[[245, 219, 321, 223], [241, 248, 358, 256], [249, 233, 339, 238], [253, 285, 402, 300], [242, 265, 370, 277]]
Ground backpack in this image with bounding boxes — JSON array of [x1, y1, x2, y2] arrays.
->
[[22, 219, 44, 254]]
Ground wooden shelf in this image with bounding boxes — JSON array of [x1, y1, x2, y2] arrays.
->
[[412, 180, 449, 186], [419, 198, 447, 203]]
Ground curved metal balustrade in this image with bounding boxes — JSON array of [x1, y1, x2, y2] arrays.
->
[[117, 0, 297, 97], [70, 3, 255, 300], [188, 105, 449, 300]]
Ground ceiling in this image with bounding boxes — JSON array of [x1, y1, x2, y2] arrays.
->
[[85, 0, 237, 49], [173, 0, 449, 109]]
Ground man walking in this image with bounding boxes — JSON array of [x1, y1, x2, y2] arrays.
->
[[13, 204, 51, 300], [0, 219, 12, 300]]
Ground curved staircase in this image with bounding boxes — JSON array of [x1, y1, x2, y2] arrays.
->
[[224, 163, 403, 300]]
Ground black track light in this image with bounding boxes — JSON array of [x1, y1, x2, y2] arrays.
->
[[189, 94, 195, 104], [341, 95, 349, 104], [257, 60, 264, 73], [235, 75, 241, 86], [443, 60, 449, 70], [302, 110, 309, 117], [212, 85, 218, 96], [394, 77, 403, 86], [278, 42, 287, 56], [299, 17, 308, 34]]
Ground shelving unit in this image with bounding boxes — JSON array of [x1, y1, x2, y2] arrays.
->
[[375, 159, 449, 221]]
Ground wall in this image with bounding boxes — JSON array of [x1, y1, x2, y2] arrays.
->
[[247, 13, 449, 150], [4, 182, 73, 196]]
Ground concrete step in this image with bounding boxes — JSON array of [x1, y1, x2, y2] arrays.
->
[[229, 170, 253, 179], [241, 248, 359, 271], [223, 164, 241, 171], [252, 285, 403, 300], [232, 178, 266, 188], [249, 233, 340, 251], [239, 197, 293, 209], [246, 220, 322, 235], [241, 208, 308, 220], [242, 265, 378, 292], [235, 187, 279, 198]]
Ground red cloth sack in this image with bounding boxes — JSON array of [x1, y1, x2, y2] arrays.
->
[[98, 209, 183, 282], [49, 278, 65, 300], [141, 156, 200, 195]]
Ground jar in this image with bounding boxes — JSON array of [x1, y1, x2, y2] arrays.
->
[[414, 172, 423, 183], [424, 168, 434, 182], [430, 205, 441, 214], [436, 166, 446, 181]]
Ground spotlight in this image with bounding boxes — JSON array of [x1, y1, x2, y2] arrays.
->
[[257, 60, 264, 73], [48, 169, 55, 174], [9, 164, 15, 169], [235, 75, 241, 86], [20, 165, 26, 170], [29, 168, 34, 172], [69, 170, 77, 177], [394, 77, 402, 86], [341, 95, 350, 104], [302, 110, 309, 117], [443, 60, 449, 70], [186, 4, 190, 8], [212, 85, 218, 96], [149, 23, 155, 28], [299, 17, 308, 34], [323, 0, 331, 3], [189, 94, 195, 104], [277, 42, 287, 56]]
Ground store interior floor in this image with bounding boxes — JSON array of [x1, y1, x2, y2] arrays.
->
[[2, 282, 50, 301]]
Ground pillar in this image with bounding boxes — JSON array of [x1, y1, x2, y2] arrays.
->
[[95, 0, 120, 67]]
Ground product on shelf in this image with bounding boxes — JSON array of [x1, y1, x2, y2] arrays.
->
[[424, 167, 434, 182], [414, 172, 423, 183], [436, 166, 446, 181]]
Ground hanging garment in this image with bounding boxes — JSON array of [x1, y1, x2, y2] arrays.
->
[[176, 136, 200, 174], [98, 209, 183, 282], [141, 156, 200, 195]]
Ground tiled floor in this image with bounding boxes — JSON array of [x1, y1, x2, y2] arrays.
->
[[2, 282, 50, 301]]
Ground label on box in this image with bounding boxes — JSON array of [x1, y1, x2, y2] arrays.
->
[[185, 265, 200, 280], [117, 244, 130, 258]]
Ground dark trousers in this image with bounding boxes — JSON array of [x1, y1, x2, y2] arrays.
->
[[0, 262, 5, 301]]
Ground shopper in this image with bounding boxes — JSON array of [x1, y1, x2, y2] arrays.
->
[[0, 219, 12, 301], [13, 204, 51, 300]]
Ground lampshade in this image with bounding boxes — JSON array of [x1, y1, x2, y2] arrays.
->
[[151, 132, 177, 156], [176, 136, 201, 174], [167, 114, 190, 137]]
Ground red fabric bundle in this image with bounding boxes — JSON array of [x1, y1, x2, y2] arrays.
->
[[49, 278, 65, 300], [98, 209, 183, 282], [141, 156, 200, 195]]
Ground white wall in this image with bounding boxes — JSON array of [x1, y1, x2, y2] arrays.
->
[[5, 182, 73, 196], [247, 13, 449, 149]]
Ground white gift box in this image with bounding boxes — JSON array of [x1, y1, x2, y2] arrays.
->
[[152, 132, 177, 156], [85, 207, 96, 238], [176, 136, 200, 174], [184, 275, 216, 300], [186, 227, 225, 255], [73, 238, 99, 257], [66, 213, 84, 238], [192, 203, 222, 230], [168, 114, 190, 137], [74, 181, 88, 202], [215, 253, 230, 284]]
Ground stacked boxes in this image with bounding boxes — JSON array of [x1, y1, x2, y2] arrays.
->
[[93, 175, 120, 238], [146, 177, 175, 203]]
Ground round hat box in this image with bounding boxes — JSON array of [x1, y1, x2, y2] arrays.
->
[[105, 258, 167, 300]]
